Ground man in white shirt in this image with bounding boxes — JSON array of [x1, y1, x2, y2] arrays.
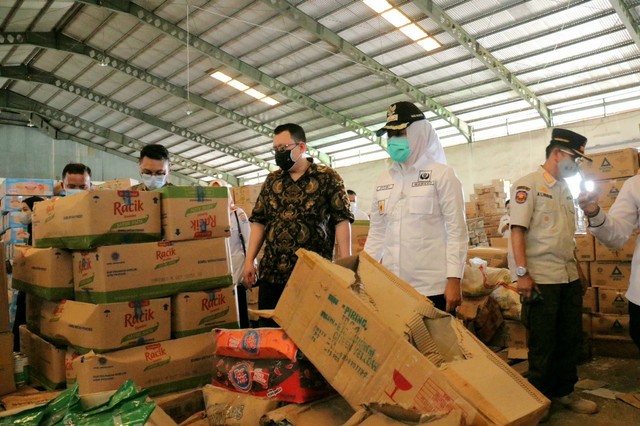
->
[[364, 101, 467, 313], [347, 189, 370, 220], [579, 178, 640, 351]]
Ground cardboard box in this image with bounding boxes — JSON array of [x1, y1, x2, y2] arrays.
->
[[93, 178, 138, 191], [0, 332, 16, 396], [19, 325, 66, 389], [583, 286, 598, 312], [2, 211, 22, 231], [582, 148, 639, 180], [212, 328, 333, 403], [152, 388, 204, 425], [579, 261, 590, 287], [591, 313, 632, 340], [32, 190, 161, 249], [582, 313, 592, 338], [65, 347, 82, 387], [11, 245, 74, 300], [2, 227, 30, 245], [172, 287, 239, 338], [590, 261, 631, 288], [490, 237, 508, 249], [467, 246, 508, 268], [503, 320, 528, 349], [260, 395, 355, 426], [72, 332, 215, 396], [593, 178, 627, 208], [73, 238, 232, 303], [351, 220, 370, 255], [456, 296, 504, 343], [594, 232, 636, 261], [0, 244, 9, 332], [0, 178, 54, 196], [574, 233, 595, 261], [231, 184, 262, 216], [0, 195, 27, 213], [274, 250, 549, 425], [202, 384, 279, 426], [25, 294, 43, 334], [597, 287, 628, 315], [39, 298, 171, 353], [157, 186, 231, 242]]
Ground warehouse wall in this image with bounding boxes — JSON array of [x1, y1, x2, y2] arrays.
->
[[0, 125, 192, 185], [338, 110, 640, 215]]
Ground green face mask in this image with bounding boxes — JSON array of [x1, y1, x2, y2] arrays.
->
[[387, 137, 411, 163]]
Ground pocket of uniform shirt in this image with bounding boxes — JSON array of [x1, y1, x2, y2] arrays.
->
[[540, 211, 554, 228], [409, 195, 433, 215]]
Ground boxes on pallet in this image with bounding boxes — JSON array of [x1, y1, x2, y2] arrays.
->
[[172, 287, 239, 338], [39, 298, 171, 353], [589, 261, 631, 288], [157, 186, 231, 242], [274, 249, 549, 425], [591, 313, 632, 340], [583, 287, 598, 312], [73, 238, 232, 303], [0, 178, 54, 197], [594, 232, 636, 261], [19, 325, 66, 390], [12, 245, 74, 300], [597, 287, 628, 315], [32, 190, 161, 249], [72, 332, 215, 396], [579, 261, 591, 286], [574, 233, 595, 261], [592, 178, 627, 208], [582, 148, 639, 180]]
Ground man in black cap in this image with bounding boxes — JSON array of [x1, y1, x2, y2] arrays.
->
[[510, 128, 597, 417], [365, 101, 467, 313]]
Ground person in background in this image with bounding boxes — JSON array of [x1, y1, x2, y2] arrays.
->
[[12, 196, 44, 351], [578, 179, 640, 351], [210, 180, 252, 328], [61, 163, 92, 195], [510, 128, 597, 416], [131, 144, 173, 191], [242, 123, 353, 327], [347, 189, 370, 220], [364, 101, 468, 313]]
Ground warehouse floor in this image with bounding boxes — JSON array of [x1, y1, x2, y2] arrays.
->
[[544, 356, 640, 425]]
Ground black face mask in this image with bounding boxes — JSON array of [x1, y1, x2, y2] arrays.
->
[[275, 149, 298, 171]]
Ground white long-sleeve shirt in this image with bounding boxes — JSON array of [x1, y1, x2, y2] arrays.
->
[[587, 175, 640, 305], [364, 158, 468, 296]]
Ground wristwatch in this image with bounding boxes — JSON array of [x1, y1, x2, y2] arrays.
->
[[516, 266, 528, 277]]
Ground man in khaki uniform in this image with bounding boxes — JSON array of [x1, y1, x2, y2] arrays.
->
[[510, 128, 597, 417]]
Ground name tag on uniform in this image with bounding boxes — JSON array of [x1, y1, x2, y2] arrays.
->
[[412, 181, 433, 187], [377, 184, 393, 191]]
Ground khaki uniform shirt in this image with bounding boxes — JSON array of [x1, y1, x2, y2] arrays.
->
[[510, 166, 579, 284]]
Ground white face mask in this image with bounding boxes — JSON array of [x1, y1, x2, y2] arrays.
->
[[558, 158, 579, 178], [142, 174, 167, 190], [65, 188, 86, 196], [18, 211, 32, 225], [350, 202, 357, 213]]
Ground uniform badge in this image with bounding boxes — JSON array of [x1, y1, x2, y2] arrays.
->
[[515, 190, 528, 204], [418, 170, 432, 181]]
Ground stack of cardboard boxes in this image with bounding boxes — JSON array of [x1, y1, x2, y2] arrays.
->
[[466, 179, 509, 246], [1, 244, 15, 397], [11, 186, 239, 396], [577, 148, 639, 357]]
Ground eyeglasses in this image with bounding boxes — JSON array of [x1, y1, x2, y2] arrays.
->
[[559, 149, 584, 165], [271, 142, 298, 155]]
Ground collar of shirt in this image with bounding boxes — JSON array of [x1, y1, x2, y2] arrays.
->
[[390, 153, 431, 177]]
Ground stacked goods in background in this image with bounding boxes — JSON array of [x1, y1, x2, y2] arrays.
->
[[579, 147, 640, 358], [1, 243, 16, 397], [10, 187, 238, 396], [0, 178, 54, 262], [466, 179, 509, 247]]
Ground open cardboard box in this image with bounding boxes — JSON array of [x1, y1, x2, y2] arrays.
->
[[273, 250, 549, 426]]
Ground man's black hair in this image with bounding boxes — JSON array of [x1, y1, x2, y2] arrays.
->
[[62, 163, 91, 178], [274, 123, 306, 143], [347, 189, 357, 196], [140, 144, 170, 161]]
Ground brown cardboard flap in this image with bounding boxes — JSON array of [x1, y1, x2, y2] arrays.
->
[[259, 395, 354, 425]]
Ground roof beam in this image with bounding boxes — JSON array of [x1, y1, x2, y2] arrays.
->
[[609, 0, 640, 51], [18, 111, 199, 185], [261, 0, 473, 142], [76, 0, 382, 153], [412, 0, 552, 127], [0, 31, 292, 168], [0, 64, 275, 173], [0, 89, 239, 185]]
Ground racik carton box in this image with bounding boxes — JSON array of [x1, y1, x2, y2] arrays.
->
[[73, 238, 232, 303], [172, 287, 239, 338], [32, 190, 161, 249], [157, 186, 231, 242], [39, 298, 171, 353], [12, 245, 74, 300]]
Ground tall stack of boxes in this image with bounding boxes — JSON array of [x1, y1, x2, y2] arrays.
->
[[466, 179, 509, 247], [11, 187, 238, 395], [578, 147, 639, 356]]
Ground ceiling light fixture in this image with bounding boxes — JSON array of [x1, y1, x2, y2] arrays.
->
[[210, 71, 279, 105], [99, 56, 109, 67], [364, 1, 441, 52], [26, 120, 35, 127]]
